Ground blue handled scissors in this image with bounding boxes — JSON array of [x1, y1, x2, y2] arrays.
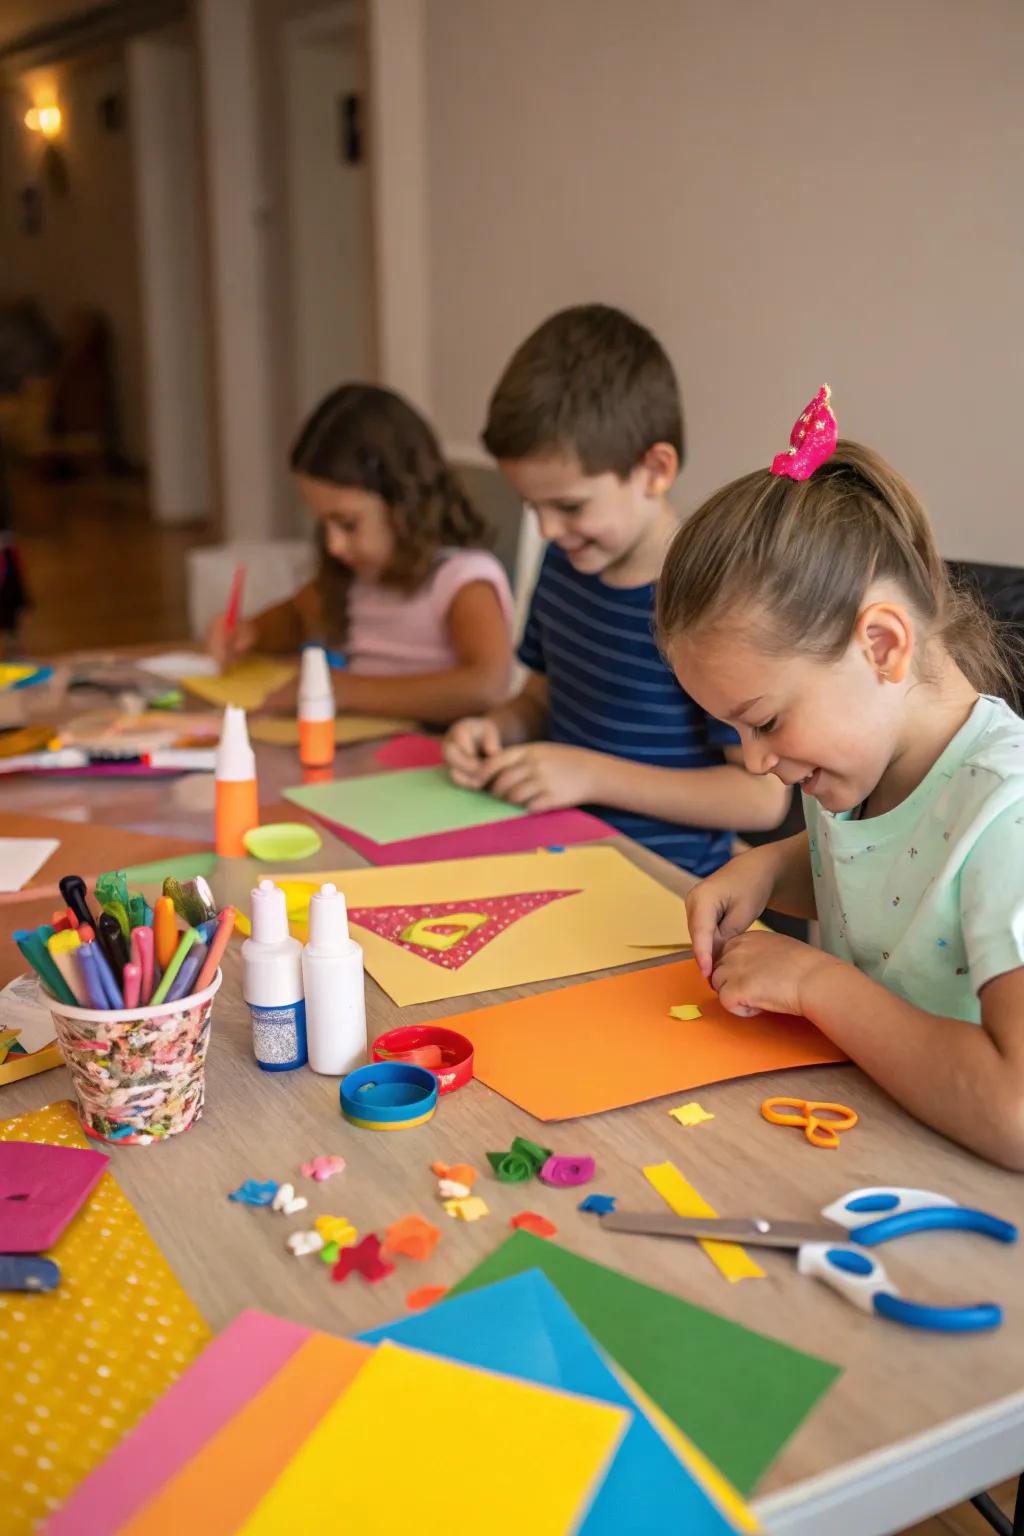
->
[[602, 1185, 1017, 1332]]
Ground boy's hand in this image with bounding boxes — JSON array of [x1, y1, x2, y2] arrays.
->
[[711, 930, 837, 1020], [444, 716, 504, 788], [206, 613, 257, 668], [685, 855, 774, 980], [487, 742, 595, 813]]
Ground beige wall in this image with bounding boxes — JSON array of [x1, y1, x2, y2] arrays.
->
[[424, 0, 1023, 564], [0, 48, 148, 463]]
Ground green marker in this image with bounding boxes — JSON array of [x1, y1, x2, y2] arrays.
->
[[13, 927, 77, 1007], [149, 928, 198, 1006]]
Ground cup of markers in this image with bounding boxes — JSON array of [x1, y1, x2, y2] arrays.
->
[[16, 872, 235, 1145]]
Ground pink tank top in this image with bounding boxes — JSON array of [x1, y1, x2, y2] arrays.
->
[[345, 550, 514, 675]]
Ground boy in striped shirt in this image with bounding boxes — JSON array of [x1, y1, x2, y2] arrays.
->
[[444, 304, 787, 874]]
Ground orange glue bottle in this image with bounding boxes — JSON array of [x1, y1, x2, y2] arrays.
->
[[297, 646, 336, 768], [215, 705, 259, 856]]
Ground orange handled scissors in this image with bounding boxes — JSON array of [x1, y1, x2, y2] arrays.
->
[[761, 1096, 858, 1149]]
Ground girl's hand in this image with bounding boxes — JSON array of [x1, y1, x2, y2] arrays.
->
[[711, 930, 837, 1018], [487, 743, 596, 813], [685, 853, 775, 979], [444, 716, 503, 788], [206, 613, 257, 668]]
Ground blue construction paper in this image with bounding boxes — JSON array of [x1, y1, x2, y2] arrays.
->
[[359, 1269, 742, 1535]]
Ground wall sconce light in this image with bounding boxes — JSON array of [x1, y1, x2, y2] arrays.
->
[[24, 104, 62, 138]]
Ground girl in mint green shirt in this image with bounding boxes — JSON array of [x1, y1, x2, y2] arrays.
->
[[656, 388, 1024, 1169]]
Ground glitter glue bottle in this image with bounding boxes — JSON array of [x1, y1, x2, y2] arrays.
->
[[297, 646, 336, 768], [242, 880, 307, 1071], [215, 705, 259, 857], [302, 883, 366, 1075]]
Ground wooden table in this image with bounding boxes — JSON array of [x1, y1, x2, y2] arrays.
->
[[2, 671, 1023, 1536]]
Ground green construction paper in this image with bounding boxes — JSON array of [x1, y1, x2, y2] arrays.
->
[[282, 766, 527, 844], [117, 852, 219, 887], [449, 1232, 841, 1495]]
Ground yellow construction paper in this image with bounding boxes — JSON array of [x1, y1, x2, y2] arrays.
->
[[668, 1102, 715, 1128], [248, 713, 415, 746], [239, 1338, 628, 1536], [262, 846, 690, 1006], [0, 1101, 210, 1536], [0, 1042, 64, 1087], [643, 1161, 764, 1284], [180, 657, 297, 710]]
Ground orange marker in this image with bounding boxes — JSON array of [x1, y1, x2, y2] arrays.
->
[[154, 895, 179, 971], [215, 705, 259, 857]]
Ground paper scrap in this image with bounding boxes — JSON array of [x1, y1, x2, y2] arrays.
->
[[181, 656, 297, 710], [373, 733, 445, 769], [444, 1195, 489, 1221], [0, 835, 60, 891], [643, 1162, 764, 1283], [668, 1102, 715, 1128], [669, 1003, 703, 1021]]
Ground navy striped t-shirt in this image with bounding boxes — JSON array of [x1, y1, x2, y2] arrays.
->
[[518, 544, 739, 875]]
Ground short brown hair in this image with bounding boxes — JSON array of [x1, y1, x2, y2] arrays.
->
[[482, 304, 683, 477], [656, 439, 1017, 697]]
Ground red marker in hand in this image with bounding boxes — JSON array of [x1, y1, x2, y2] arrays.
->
[[224, 565, 246, 647]]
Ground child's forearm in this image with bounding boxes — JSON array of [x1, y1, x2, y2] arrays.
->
[[585, 753, 790, 833], [760, 831, 817, 919], [249, 582, 323, 655], [801, 959, 1024, 1169], [486, 683, 549, 745], [336, 664, 510, 726]]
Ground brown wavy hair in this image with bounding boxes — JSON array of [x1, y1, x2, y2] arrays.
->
[[656, 439, 1017, 698], [290, 384, 490, 646]]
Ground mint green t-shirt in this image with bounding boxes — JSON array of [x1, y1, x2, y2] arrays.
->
[[804, 695, 1024, 1023]]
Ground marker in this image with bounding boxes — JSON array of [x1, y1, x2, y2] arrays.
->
[[12, 928, 77, 1006], [143, 749, 217, 772], [89, 939, 124, 1008], [195, 907, 235, 992], [98, 913, 129, 986], [164, 942, 206, 1003], [154, 896, 179, 971], [75, 943, 110, 1010], [46, 930, 87, 1005], [59, 875, 96, 932], [225, 564, 246, 641], [51, 911, 72, 933], [78, 923, 95, 944], [122, 962, 141, 1011], [65, 907, 80, 929], [150, 928, 198, 1006], [131, 926, 155, 1005]]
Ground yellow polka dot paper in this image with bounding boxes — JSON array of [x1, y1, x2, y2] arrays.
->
[[0, 1100, 209, 1535]]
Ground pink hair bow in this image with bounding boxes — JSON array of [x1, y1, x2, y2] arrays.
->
[[770, 384, 837, 481]]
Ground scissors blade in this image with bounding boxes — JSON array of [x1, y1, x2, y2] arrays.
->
[[600, 1210, 838, 1248]]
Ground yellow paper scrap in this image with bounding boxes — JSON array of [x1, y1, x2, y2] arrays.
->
[[238, 1338, 628, 1536], [248, 714, 415, 747], [668, 1004, 703, 1021], [443, 1195, 489, 1221], [181, 656, 297, 711], [668, 1101, 715, 1128], [643, 1160, 764, 1284]]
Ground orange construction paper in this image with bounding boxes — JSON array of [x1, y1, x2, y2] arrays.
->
[[451, 957, 848, 1121], [117, 1333, 372, 1535]]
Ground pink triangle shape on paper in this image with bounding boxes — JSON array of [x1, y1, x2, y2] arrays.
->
[[347, 889, 581, 970]]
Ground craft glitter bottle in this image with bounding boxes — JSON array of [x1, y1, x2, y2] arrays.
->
[[215, 705, 259, 857], [297, 646, 336, 768], [302, 883, 366, 1075], [242, 880, 307, 1071]]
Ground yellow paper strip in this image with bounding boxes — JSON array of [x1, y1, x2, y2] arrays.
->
[[248, 714, 415, 746], [181, 657, 297, 711], [239, 1338, 628, 1536], [643, 1161, 764, 1284]]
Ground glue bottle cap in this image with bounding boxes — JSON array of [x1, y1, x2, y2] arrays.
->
[[216, 705, 255, 782], [250, 879, 288, 945], [307, 882, 351, 951], [299, 647, 333, 707]]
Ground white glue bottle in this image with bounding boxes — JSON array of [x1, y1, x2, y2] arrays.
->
[[242, 880, 307, 1071], [302, 883, 366, 1075], [298, 646, 336, 768]]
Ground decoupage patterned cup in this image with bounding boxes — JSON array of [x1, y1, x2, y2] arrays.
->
[[48, 971, 222, 1145]]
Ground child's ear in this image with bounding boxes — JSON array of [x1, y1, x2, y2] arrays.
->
[[641, 442, 679, 497], [855, 601, 913, 683]]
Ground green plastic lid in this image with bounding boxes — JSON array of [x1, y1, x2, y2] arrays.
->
[[243, 822, 323, 862]]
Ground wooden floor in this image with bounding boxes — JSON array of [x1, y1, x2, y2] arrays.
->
[[900, 1479, 1018, 1535], [7, 465, 215, 654]]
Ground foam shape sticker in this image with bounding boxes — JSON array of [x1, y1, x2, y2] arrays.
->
[[0, 1101, 209, 1536], [447, 955, 847, 1119], [258, 847, 691, 1006], [300, 1155, 345, 1182], [540, 1154, 595, 1188], [644, 1162, 763, 1283], [237, 1338, 628, 1536], [0, 1141, 108, 1253], [510, 1211, 558, 1238], [228, 1180, 278, 1207], [450, 1232, 841, 1497], [331, 1233, 394, 1283], [669, 1004, 703, 1021], [313, 1215, 358, 1247], [669, 1102, 715, 1128], [381, 1214, 441, 1262], [443, 1195, 489, 1222], [361, 1270, 756, 1536], [431, 1160, 477, 1187], [579, 1194, 617, 1215]]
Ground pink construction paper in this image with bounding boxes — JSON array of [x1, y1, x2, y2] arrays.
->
[[44, 1310, 309, 1536], [0, 1142, 109, 1252], [372, 734, 445, 770], [1, 765, 183, 780], [311, 806, 615, 865]]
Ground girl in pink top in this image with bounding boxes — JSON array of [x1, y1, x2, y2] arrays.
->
[[206, 385, 514, 724]]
